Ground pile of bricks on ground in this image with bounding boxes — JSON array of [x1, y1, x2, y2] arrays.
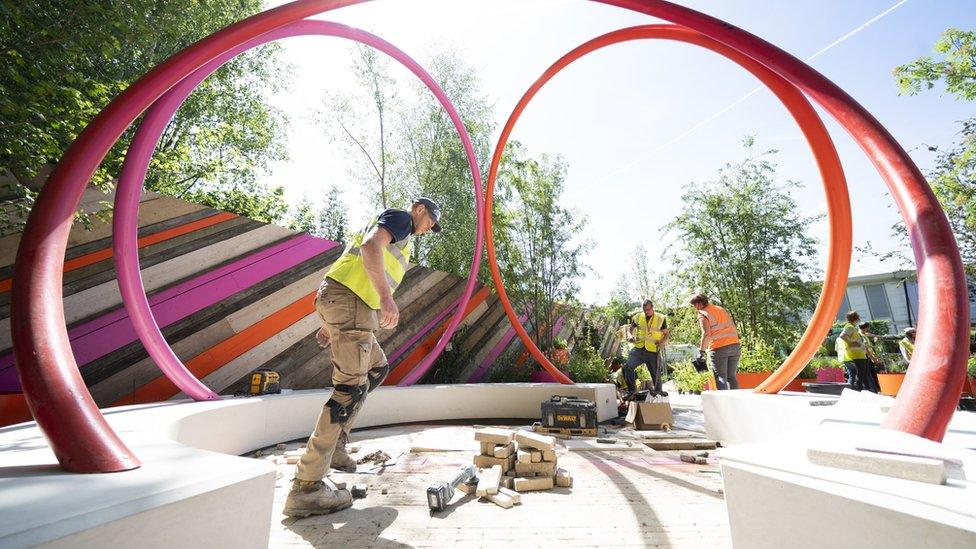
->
[[463, 427, 573, 509]]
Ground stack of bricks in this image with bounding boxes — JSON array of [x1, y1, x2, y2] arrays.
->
[[470, 427, 573, 508]]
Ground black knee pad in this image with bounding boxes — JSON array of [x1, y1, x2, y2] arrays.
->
[[367, 364, 391, 392], [326, 398, 350, 424]]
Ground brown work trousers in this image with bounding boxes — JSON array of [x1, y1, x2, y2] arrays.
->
[[295, 280, 387, 482]]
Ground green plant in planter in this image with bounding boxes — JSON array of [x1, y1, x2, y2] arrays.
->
[[737, 337, 781, 373], [798, 361, 818, 379], [671, 360, 710, 394], [809, 356, 843, 370], [886, 358, 908, 374], [553, 338, 568, 350], [968, 354, 976, 378], [567, 339, 607, 383]]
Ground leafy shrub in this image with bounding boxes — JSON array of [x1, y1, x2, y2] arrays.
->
[[553, 338, 568, 350], [567, 339, 608, 383], [809, 356, 843, 370], [886, 358, 908, 374], [968, 355, 976, 377], [486, 348, 532, 383], [671, 361, 710, 394], [737, 337, 781, 373]]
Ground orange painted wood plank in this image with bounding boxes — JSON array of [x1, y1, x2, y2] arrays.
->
[[384, 286, 491, 386], [115, 290, 316, 405], [0, 393, 32, 427], [0, 211, 237, 293]]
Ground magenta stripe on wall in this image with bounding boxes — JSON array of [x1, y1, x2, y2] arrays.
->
[[0, 235, 336, 392], [467, 313, 527, 383], [385, 296, 461, 366]]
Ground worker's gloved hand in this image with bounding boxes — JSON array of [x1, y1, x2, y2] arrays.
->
[[380, 294, 400, 329], [316, 326, 330, 348]]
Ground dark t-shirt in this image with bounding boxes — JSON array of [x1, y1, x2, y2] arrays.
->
[[376, 209, 414, 242]]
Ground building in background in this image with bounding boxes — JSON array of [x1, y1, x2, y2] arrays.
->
[[835, 270, 976, 334]]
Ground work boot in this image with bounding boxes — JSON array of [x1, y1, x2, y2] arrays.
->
[[283, 480, 353, 518], [330, 432, 358, 473]]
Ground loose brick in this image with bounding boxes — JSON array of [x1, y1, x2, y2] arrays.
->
[[499, 487, 521, 505], [485, 489, 517, 509], [513, 476, 554, 492], [501, 477, 514, 490], [556, 468, 573, 488], [515, 461, 556, 476], [480, 442, 496, 455], [542, 449, 556, 462], [517, 450, 533, 464], [458, 478, 478, 495], [515, 430, 556, 451], [475, 427, 514, 445], [493, 441, 516, 459], [530, 450, 542, 463], [473, 454, 515, 471], [476, 465, 502, 497]]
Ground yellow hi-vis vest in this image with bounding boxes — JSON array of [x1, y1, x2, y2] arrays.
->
[[899, 337, 915, 361], [841, 322, 867, 361], [699, 304, 740, 350], [631, 311, 666, 352], [325, 216, 413, 310]]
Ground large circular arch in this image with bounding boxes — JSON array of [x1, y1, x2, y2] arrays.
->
[[10, 0, 967, 474], [113, 20, 484, 402], [485, 24, 852, 387]]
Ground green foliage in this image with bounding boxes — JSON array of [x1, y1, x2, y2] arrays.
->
[[737, 337, 782, 373], [486, 348, 532, 383], [553, 338, 568, 350], [890, 29, 976, 277], [665, 137, 821, 347], [968, 354, 976, 377], [798, 361, 818, 379], [0, 0, 291, 229], [566, 339, 607, 383], [670, 361, 709, 394], [809, 356, 843, 370], [887, 359, 908, 374], [494, 141, 591, 352]]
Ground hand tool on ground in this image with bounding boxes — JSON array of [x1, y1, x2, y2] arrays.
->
[[426, 465, 475, 512]]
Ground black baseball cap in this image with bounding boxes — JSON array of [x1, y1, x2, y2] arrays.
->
[[415, 197, 442, 233]]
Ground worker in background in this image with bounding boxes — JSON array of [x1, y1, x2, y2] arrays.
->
[[899, 327, 916, 363], [624, 299, 669, 395], [858, 322, 882, 392], [285, 198, 443, 517], [690, 293, 741, 390], [839, 311, 875, 392]]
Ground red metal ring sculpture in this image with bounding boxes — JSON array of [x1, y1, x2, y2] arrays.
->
[[485, 24, 852, 389], [10, 0, 967, 474]]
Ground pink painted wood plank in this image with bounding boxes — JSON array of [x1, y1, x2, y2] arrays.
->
[[467, 313, 527, 383], [0, 235, 336, 392]]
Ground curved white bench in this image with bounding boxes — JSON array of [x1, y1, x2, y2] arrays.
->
[[0, 383, 615, 548]]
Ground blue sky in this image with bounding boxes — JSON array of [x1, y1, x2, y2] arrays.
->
[[260, 0, 976, 303]]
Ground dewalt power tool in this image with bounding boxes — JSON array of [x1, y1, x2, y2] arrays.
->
[[247, 370, 281, 396], [426, 465, 476, 512]]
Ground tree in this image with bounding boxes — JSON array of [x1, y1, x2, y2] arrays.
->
[[665, 137, 821, 346], [318, 185, 349, 242], [893, 28, 976, 277], [494, 142, 592, 354], [318, 44, 398, 209], [287, 196, 318, 234], [0, 0, 290, 229]]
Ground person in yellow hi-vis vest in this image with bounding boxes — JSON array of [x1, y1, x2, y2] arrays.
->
[[899, 327, 916, 363], [285, 198, 442, 518], [838, 311, 876, 393], [690, 293, 741, 390], [624, 299, 670, 395]]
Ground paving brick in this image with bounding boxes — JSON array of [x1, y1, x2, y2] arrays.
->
[[542, 449, 556, 462], [476, 465, 502, 497], [499, 487, 521, 505], [480, 442, 496, 455], [475, 427, 514, 445], [473, 454, 515, 471], [485, 488, 517, 509], [530, 450, 542, 463], [513, 476, 554, 492], [515, 430, 555, 451], [517, 450, 533, 464], [556, 468, 573, 488], [515, 461, 556, 476], [493, 441, 516, 459]]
